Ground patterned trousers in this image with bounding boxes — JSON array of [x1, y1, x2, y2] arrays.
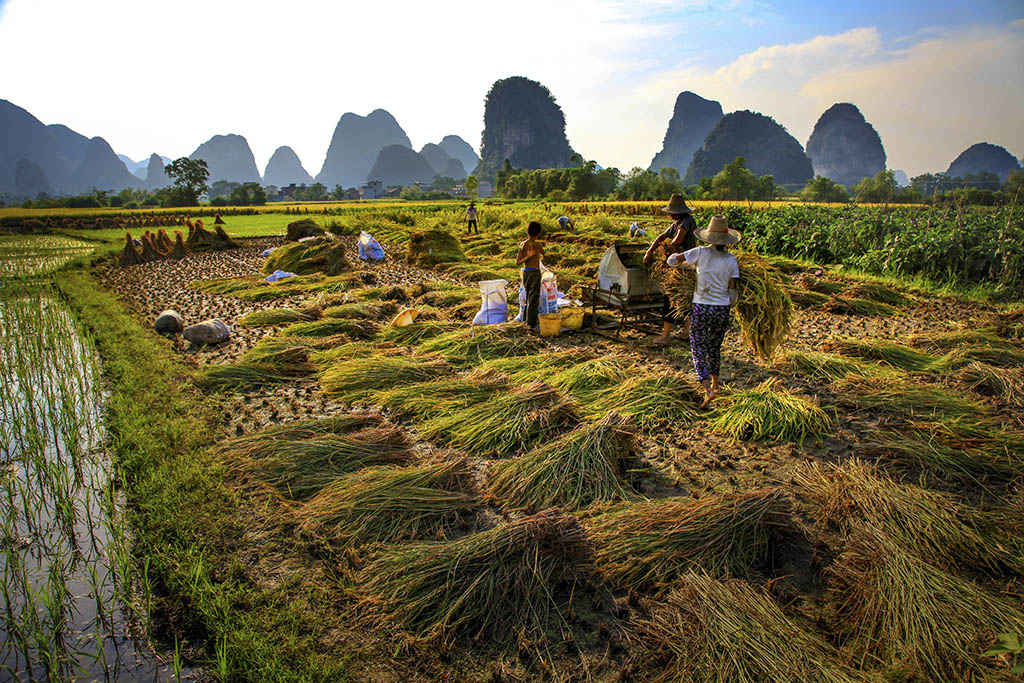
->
[[689, 303, 731, 382]]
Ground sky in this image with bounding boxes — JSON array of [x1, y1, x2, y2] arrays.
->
[[0, 0, 1021, 179]]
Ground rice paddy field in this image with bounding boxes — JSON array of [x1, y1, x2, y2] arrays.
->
[[2, 198, 1024, 681]]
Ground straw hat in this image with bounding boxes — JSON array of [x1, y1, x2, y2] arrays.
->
[[659, 194, 691, 214], [695, 215, 742, 245]]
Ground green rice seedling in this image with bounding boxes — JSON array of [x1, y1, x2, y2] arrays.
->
[[358, 509, 589, 647], [583, 489, 791, 591], [587, 370, 701, 430], [322, 301, 397, 321], [297, 454, 476, 545], [232, 426, 413, 500], [419, 381, 579, 457], [237, 306, 321, 326], [632, 574, 868, 683], [418, 323, 542, 366], [708, 379, 832, 443], [832, 374, 986, 420], [319, 354, 453, 402], [956, 361, 1024, 405], [373, 370, 510, 421], [794, 461, 1015, 574], [376, 320, 460, 345], [193, 362, 296, 392], [282, 318, 377, 339], [549, 356, 634, 403], [826, 297, 896, 317], [487, 412, 639, 512], [734, 253, 794, 364], [776, 350, 886, 383], [827, 529, 1024, 682], [823, 338, 937, 372], [786, 288, 829, 309], [479, 349, 592, 384], [846, 282, 912, 306]]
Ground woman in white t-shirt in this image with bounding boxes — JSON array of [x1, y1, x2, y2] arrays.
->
[[667, 215, 741, 409]]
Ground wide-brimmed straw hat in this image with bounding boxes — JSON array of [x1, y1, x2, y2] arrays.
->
[[695, 215, 742, 245], [659, 194, 691, 214]]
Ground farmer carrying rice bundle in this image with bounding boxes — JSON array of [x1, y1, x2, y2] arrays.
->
[[644, 194, 697, 345], [666, 215, 741, 409]]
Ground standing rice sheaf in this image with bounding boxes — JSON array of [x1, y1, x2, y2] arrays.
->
[[583, 489, 792, 592], [630, 573, 870, 683], [357, 509, 591, 647]]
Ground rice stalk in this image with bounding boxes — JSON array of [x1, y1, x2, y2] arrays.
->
[[282, 317, 377, 340], [487, 412, 639, 512], [787, 289, 829, 309], [832, 374, 987, 420], [587, 370, 701, 430], [827, 529, 1024, 682], [373, 370, 510, 421], [193, 362, 295, 392], [583, 489, 791, 591], [218, 413, 383, 457], [418, 323, 542, 366], [319, 353, 453, 402], [376, 320, 461, 345], [734, 252, 793, 364], [297, 454, 476, 545], [358, 509, 590, 646], [846, 282, 912, 306], [479, 349, 592, 385], [322, 301, 398, 321], [237, 306, 321, 327], [955, 361, 1024, 405], [708, 379, 832, 443], [776, 350, 888, 383], [794, 460, 1016, 573], [419, 381, 579, 457], [823, 338, 937, 372], [631, 573, 868, 683], [909, 327, 1014, 352]]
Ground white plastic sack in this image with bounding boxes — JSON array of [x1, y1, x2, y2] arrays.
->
[[515, 265, 559, 320], [264, 269, 295, 282], [472, 279, 509, 325], [358, 231, 386, 260]]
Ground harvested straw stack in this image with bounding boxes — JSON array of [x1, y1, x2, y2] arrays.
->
[[358, 509, 590, 647], [583, 489, 790, 591], [298, 454, 476, 546], [794, 461, 1015, 574], [708, 378, 832, 443], [376, 320, 461, 345], [238, 305, 323, 327], [587, 370, 702, 430], [831, 374, 986, 420], [827, 529, 1024, 682], [282, 317, 377, 339], [374, 369, 509, 421], [487, 412, 639, 512], [419, 381, 579, 457], [631, 574, 868, 683], [418, 324, 542, 367], [776, 350, 887, 383], [118, 232, 144, 266], [480, 349, 593, 385], [168, 231, 190, 259], [823, 337, 937, 372], [549, 356, 634, 403], [318, 353, 453, 402], [955, 361, 1024, 405], [735, 253, 793, 364], [220, 414, 383, 455]]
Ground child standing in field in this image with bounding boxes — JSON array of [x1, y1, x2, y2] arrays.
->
[[466, 202, 478, 234], [516, 221, 545, 331]]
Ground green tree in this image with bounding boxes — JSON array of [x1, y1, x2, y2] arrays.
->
[[164, 157, 209, 206], [465, 175, 479, 198], [852, 170, 898, 203], [709, 157, 758, 200], [227, 182, 266, 206], [1003, 171, 1024, 201], [799, 176, 849, 203]]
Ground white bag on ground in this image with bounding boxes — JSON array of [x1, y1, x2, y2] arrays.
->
[[358, 231, 386, 260], [472, 279, 509, 325]]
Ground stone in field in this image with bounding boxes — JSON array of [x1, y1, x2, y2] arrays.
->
[[183, 318, 231, 345], [155, 309, 184, 334]]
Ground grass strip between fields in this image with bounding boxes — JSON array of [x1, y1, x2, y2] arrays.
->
[[55, 266, 351, 681]]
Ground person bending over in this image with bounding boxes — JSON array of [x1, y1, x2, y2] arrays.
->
[[644, 193, 697, 345]]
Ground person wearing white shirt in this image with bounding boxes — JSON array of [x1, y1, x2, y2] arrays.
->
[[666, 215, 741, 409]]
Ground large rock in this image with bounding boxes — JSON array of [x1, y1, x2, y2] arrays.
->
[[946, 143, 1022, 181], [48, 124, 91, 170], [117, 154, 147, 175], [367, 145, 437, 187], [15, 159, 52, 197], [419, 143, 452, 174], [154, 309, 184, 334], [475, 76, 576, 181], [183, 318, 231, 345], [145, 153, 169, 190], [684, 110, 814, 188], [263, 145, 314, 187], [189, 134, 261, 184], [441, 157, 467, 180], [67, 136, 141, 195], [649, 91, 723, 175], [805, 103, 886, 188], [438, 135, 479, 176], [0, 99, 77, 195], [316, 109, 412, 189]]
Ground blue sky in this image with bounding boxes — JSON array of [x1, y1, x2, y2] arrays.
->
[[0, 0, 1020, 178]]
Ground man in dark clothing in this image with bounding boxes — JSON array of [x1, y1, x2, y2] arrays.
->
[[643, 193, 698, 345], [516, 221, 545, 330]]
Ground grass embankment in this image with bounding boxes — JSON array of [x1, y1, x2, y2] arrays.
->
[[55, 268, 349, 681]]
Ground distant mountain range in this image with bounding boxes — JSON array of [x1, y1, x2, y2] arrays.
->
[[1, 86, 1019, 200]]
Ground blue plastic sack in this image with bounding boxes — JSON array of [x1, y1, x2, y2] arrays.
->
[[264, 269, 295, 283], [358, 231, 386, 261]]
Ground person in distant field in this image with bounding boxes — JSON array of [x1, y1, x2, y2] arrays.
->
[[557, 215, 574, 231], [516, 221, 545, 331], [466, 202, 478, 234], [644, 193, 698, 345], [666, 215, 741, 409]]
